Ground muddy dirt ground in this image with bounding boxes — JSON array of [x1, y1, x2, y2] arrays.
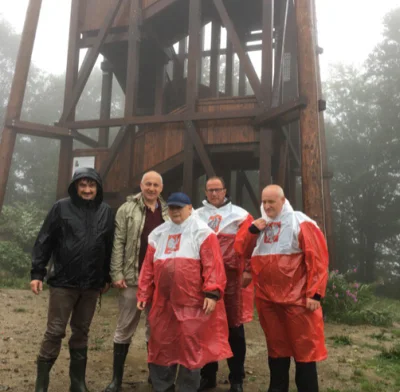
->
[[0, 289, 398, 392]]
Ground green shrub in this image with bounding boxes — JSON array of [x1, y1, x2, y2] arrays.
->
[[323, 269, 393, 327], [0, 241, 31, 278]]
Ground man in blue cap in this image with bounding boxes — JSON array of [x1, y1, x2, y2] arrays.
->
[[137, 192, 232, 392]]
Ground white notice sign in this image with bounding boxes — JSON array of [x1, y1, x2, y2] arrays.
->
[[72, 156, 96, 174]]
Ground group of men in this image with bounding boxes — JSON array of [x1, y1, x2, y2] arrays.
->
[[30, 167, 329, 392]]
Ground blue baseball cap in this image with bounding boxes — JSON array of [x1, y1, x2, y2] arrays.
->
[[167, 192, 192, 207]]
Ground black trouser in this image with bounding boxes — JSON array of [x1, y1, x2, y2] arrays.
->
[[267, 357, 319, 392], [201, 325, 246, 384]]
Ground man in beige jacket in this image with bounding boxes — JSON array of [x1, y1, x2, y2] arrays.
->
[[104, 171, 169, 392]]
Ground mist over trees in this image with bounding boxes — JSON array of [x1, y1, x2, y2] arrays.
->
[[0, 9, 399, 294]]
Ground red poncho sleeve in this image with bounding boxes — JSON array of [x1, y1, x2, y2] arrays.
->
[[137, 245, 156, 303], [234, 219, 258, 266], [298, 222, 329, 298], [200, 233, 227, 297]]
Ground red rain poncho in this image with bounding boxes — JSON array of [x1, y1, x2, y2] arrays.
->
[[137, 215, 232, 369], [196, 201, 254, 327], [235, 200, 329, 362]]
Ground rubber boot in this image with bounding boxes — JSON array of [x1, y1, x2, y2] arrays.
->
[[267, 357, 290, 392], [35, 356, 56, 392], [104, 343, 130, 392], [198, 362, 218, 391], [295, 361, 319, 392], [69, 347, 89, 392]]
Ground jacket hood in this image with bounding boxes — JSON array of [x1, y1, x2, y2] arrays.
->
[[68, 167, 103, 205], [260, 198, 294, 222]]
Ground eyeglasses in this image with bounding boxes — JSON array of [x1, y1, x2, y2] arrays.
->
[[206, 188, 225, 194]]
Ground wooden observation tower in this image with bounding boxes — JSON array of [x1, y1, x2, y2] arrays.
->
[[0, 0, 334, 256]]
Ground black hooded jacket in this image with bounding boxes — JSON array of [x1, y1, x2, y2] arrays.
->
[[31, 168, 114, 289]]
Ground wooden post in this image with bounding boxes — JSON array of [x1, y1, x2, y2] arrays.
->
[[311, 0, 335, 263], [99, 60, 113, 147], [0, 0, 43, 213], [225, 40, 233, 96], [259, 0, 274, 192], [295, 0, 324, 229], [210, 21, 221, 97], [183, 0, 202, 196], [57, 0, 80, 199], [125, 0, 142, 117]]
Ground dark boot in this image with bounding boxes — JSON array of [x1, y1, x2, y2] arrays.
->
[[295, 361, 319, 392], [267, 357, 290, 392], [35, 356, 56, 392], [229, 384, 243, 392], [198, 362, 218, 391], [146, 342, 152, 385], [104, 343, 130, 392], [69, 347, 89, 392]]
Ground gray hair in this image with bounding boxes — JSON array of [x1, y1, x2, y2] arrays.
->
[[141, 171, 163, 185]]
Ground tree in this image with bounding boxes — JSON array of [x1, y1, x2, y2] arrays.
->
[[325, 7, 400, 283]]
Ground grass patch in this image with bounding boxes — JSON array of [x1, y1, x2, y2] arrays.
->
[[379, 344, 400, 360], [13, 307, 27, 313], [362, 342, 383, 351], [329, 334, 352, 346], [391, 329, 400, 339], [0, 277, 31, 289], [369, 330, 392, 341], [367, 297, 400, 323], [90, 337, 105, 351]]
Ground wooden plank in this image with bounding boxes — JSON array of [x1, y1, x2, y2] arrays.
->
[[0, 0, 42, 213], [57, 137, 73, 199], [63, 108, 261, 129], [143, 0, 179, 20], [213, 0, 264, 104], [59, 0, 124, 124], [99, 125, 129, 179], [184, 120, 215, 178], [210, 21, 221, 97], [295, 0, 324, 228], [253, 97, 307, 127], [6, 119, 70, 139], [125, 0, 142, 117], [99, 60, 113, 147]]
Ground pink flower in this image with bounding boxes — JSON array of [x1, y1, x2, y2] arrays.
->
[[335, 293, 339, 298], [354, 283, 359, 289], [354, 298, 358, 302], [335, 270, 339, 273], [353, 268, 357, 273], [333, 285, 336, 289]]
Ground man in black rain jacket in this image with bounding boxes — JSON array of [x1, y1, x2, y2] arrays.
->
[[30, 167, 114, 392]]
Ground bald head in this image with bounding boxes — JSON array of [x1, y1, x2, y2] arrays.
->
[[141, 171, 163, 185], [261, 185, 286, 219], [140, 171, 163, 205]]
